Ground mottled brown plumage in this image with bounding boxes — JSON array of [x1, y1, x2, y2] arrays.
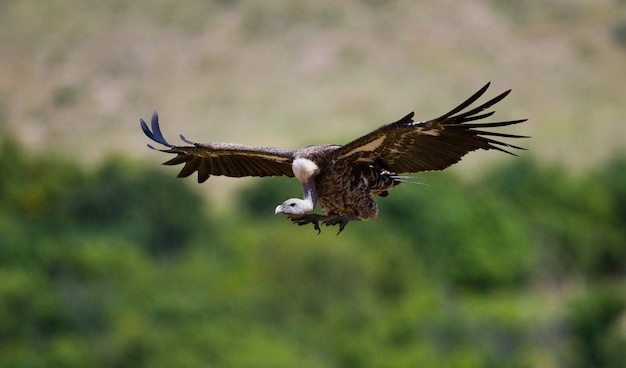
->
[[141, 82, 527, 233]]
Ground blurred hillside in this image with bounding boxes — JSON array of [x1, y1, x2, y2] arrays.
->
[[1, 0, 625, 179], [1, 2, 625, 367]]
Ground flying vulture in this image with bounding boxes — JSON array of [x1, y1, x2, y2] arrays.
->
[[141, 82, 527, 234]]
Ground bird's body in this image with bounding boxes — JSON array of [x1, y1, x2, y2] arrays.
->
[[141, 83, 527, 233]]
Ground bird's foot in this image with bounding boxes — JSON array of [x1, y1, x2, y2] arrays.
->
[[289, 214, 356, 235], [290, 214, 326, 234], [321, 215, 354, 235]]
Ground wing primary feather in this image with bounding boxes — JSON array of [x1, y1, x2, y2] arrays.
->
[[449, 89, 511, 122], [394, 112, 415, 125], [459, 119, 527, 129], [197, 158, 211, 183], [180, 134, 195, 145], [177, 158, 201, 178], [486, 145, 519, 156], [140, 119, 152, 138], [150, 111, 168, 144], [140, 119, 160, 144], [482, 138, 527, 154], [489, 140, 527, 151], [471, 130, 529, 139], [459, 111, 496, 123], [163, 154, 191, 166], [436, 82, 491, 121], [140, 111, 172, 147]]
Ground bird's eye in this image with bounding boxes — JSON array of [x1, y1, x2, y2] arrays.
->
[[290, 203, 296, 207]]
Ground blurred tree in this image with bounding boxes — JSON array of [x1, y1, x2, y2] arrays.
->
[[55, 157, 213, 257], [1, 137, 625, 367], [568, 287, 626, 368], [486, 158, 626, 279], [377, 172, 534, 290]]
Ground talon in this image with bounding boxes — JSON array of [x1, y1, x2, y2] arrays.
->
[[289, 214, 324, 234], [321, 215, 351, 235], [336, 221, 347, 235], [313, 222, 321, 234]]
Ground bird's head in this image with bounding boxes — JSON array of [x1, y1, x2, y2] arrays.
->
[[275, 198, 314, 217]]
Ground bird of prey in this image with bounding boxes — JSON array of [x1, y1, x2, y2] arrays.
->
[[141, 82, 527, 234]]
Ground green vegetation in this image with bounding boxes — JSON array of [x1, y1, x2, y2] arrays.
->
[[1, 139, 624, 367]]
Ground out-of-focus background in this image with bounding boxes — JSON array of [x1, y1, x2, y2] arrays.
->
[[1, 0, 625, 367]]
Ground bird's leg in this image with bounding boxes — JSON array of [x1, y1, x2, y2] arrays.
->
[[322, 215, 358, 235]]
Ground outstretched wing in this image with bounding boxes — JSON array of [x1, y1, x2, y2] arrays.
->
[[331, 82, 527, 173], [141, 111, 295, 183]]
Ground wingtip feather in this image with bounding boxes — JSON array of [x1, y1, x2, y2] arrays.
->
[[479, 81, 491, 94], [180, 134, 194, 145], [140, 110, 173, 148], [435, 82, 493, 121]]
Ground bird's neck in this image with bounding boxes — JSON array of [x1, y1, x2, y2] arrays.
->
[[302, 176, 317, 211], [292, 157, 319, 211]]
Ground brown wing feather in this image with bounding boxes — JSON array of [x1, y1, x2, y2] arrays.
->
[[331, 82, 527, 173], [141, 112, 294, 183]]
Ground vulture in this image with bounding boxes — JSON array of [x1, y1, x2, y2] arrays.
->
[[141, 82, 527, 234]]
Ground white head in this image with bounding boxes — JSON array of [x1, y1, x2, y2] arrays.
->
[[275, 198, 314, 218]]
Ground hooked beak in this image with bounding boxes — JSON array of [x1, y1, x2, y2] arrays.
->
[[274, 204, 284, 215]]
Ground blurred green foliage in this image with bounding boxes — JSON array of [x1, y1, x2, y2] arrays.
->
[[0, 139, 624, 367]]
